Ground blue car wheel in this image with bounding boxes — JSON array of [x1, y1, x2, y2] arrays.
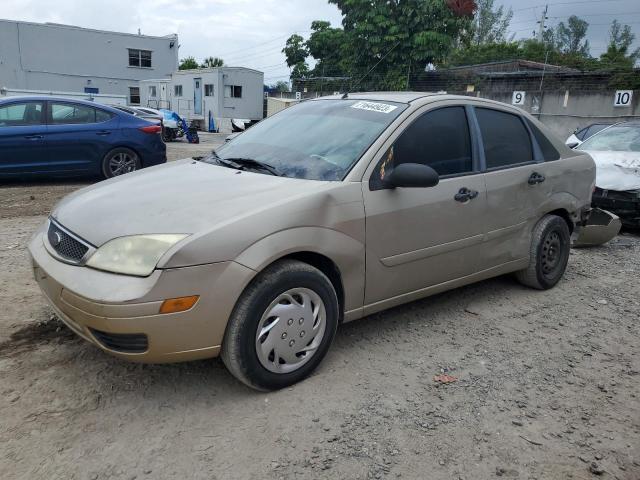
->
[[102, 147, 141, 178]]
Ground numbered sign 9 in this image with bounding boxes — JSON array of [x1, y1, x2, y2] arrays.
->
[[614, 90, 633, 107], [512, 91, 526, 106]]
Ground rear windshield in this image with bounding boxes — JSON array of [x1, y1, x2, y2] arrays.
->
[[205, 99, 407, 181]]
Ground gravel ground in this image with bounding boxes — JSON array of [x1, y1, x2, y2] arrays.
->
[[1, 140, 639, 479]]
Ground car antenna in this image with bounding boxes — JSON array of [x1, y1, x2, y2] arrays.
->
[[340, 42, 400, 99]]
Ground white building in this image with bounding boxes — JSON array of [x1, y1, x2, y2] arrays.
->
[[140, 67, 264, 132], [0, 19, 178, 105]]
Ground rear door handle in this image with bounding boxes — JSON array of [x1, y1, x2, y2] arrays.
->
[[528, 172, 546, 185], [454, 187, 479, 202], [96, 130, 112, 136], [24, 134, 43, 140]]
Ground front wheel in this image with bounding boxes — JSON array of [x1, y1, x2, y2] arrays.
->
[[102, 147, 141, 178], [515, 214, 571, 290], [221, 260, 339, 391]]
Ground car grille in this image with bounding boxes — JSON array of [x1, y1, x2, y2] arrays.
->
[[89, 328, 149, 354], [47, 221, 90, 263]]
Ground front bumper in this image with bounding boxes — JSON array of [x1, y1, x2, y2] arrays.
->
[[592, 188, 640, 227], [28, 225, 255, 363]]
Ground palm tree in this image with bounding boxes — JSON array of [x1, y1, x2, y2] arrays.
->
[[201, 56, 224, 68]]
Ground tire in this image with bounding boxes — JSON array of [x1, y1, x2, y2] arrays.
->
[[515, 214, 571, 290], [102, 147, 141, 178], [221, 260, 339, 391]]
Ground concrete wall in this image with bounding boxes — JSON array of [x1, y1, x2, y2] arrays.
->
[[0, 19, 178, 101], [475, 89, 640, 139]]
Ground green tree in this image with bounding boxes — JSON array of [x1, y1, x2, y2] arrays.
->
[[272, 80, 290, 93], [472, 0, 513, 45], [201, 56, 224, 68], [179, 56, 199, 70], [548, 15, 590, 56], [600, 20, 640, 69], [448, 41, 520, 65], [329, 0, 475, 89], [282, 34, 309, 82]]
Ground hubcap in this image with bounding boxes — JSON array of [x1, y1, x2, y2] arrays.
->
[[108, 152, 138, 176], [541, 230, 562, 275], [255, 288, 326, 374]]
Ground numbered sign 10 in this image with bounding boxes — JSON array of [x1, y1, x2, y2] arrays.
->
[[614, 90, 633, 107], [512, 91, 526, 106]]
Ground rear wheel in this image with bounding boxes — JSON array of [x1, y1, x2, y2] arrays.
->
[[102, 147, 141, 178], [221, 260, 339, 391], [516, 215, 571, 290]]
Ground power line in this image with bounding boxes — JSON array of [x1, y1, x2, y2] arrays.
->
[[513, 0, 629, 13]]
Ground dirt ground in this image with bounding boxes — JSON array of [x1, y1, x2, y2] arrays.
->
[[1, 139, 639, 479]]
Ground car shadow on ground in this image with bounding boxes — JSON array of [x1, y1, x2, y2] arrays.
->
[[2, 272, 523, 398]]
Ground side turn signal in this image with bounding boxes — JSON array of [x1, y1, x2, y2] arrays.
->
[[159, 295, 199, 314]]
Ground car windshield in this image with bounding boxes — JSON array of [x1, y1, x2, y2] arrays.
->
[[579, 124, 640, 152], [203, 99, 407, 181]]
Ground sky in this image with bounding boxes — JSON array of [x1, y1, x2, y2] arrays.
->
[[3, 0, 639, 85]]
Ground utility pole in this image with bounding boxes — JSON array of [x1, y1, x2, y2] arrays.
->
[[536, 5, 549, 42]]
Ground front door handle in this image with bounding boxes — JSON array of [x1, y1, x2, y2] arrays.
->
[[96, 130, 112, 136], [528, 172, 546, 185], [24, 134, 43, 140], [454, 187, 479, 202]]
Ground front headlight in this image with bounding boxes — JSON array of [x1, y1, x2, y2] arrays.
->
[[86, 234, 188, 277]]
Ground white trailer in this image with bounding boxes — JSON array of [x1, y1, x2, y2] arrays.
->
[[140, 67, 264, 133]]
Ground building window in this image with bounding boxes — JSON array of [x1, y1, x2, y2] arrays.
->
[[128, 49, 152, 68], [224, 85, 242, 98], [174, 85, 183, 97], [129, 87, 141, 105], [149, 86, 157, 98], [204, 84, 214, 96]]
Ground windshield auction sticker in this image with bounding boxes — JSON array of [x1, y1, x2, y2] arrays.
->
[[351, 101, 398, 114]]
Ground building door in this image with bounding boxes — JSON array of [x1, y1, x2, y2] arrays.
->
[[194, 78, 203, 115]]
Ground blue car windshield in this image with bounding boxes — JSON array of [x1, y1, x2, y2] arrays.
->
[[205, 99, 407, 181]]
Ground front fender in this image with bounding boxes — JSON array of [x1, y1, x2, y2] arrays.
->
[[234, 227, 365, 315]]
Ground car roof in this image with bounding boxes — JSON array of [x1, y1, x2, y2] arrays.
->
[[315, 92, 527, 110], [612, 120, 640, 127], [317, 91, 439, 104], [0, 95, 122, 113]]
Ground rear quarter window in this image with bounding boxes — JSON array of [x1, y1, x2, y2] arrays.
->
[[525, 119, 560, 161]]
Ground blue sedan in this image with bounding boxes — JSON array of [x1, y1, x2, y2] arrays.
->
[[0, 96, 167, 179]]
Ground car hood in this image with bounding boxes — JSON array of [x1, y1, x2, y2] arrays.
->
[[52, 159, 332, 246], [582, 150, 640, 191]]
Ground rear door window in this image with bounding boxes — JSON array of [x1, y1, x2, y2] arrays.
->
[[50, 103, 98, 124], [0, 102, 44, 127], [476, 108, 533, 169], [95, 109, 115, 123]]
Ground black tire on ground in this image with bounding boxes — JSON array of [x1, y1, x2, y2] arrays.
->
[[101, 147, 141, 179], [221, 259, 339, 391], [515, 214, 571, 290]]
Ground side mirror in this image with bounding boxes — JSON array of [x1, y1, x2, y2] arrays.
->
[[384, 163, 439, 189], [567, 141, 580, 149]]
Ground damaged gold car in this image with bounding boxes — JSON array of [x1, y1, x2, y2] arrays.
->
[[29, 93, 596, 390]]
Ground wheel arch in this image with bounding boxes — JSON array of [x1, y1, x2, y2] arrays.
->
[[544, 208, 575, 234], [103, 144, 143, 163], [232, 227, 365, 320], [271, 251, 345, 323]]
